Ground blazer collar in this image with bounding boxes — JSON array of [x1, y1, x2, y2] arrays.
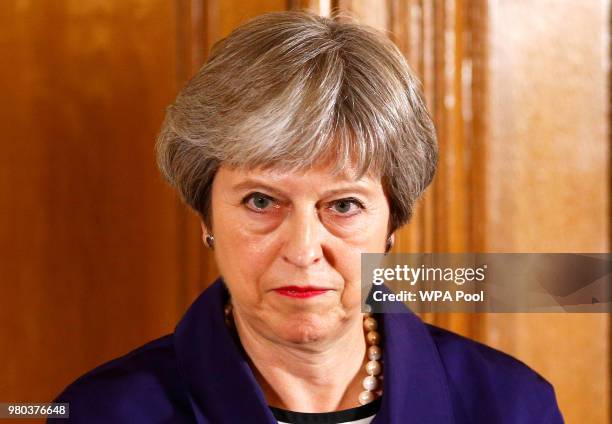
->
[[174, 277, 455, 423]]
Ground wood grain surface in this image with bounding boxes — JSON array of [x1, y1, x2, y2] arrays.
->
[[0, 1, 608, 422]]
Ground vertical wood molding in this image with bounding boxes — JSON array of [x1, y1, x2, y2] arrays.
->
[[175, 0, 214, 309], [385, 0, 487, 336], [481, 1, 610, 422]]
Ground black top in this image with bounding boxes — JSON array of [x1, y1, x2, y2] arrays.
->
[[269, 398, 381, 424]]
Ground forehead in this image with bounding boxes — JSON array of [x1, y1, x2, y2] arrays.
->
[[214, 163, 383, 193]]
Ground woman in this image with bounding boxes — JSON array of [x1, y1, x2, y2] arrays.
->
[[50, 11, 563, 424]]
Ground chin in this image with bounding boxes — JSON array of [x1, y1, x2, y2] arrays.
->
[[277, 310, 356, 345], [274, 312, 340, 345]]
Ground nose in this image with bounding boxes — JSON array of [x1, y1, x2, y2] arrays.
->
[[281, 207, 323, 268]]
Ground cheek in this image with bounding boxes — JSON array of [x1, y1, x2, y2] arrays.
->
[[333, 222, 388, 306], [214, 217, 276, 296], [338, 217, 389, 254], [333, 245, 365, 299]]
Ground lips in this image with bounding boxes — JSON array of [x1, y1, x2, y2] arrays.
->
[[273, 285, 331, 299]]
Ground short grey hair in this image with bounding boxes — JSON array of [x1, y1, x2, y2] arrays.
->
[[155, 11, 437, 236]]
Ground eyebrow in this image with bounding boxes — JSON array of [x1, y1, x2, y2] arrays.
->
[[231, 179, 374, 198]]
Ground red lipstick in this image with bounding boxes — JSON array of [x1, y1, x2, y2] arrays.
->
[[273, 286, 330, 299]]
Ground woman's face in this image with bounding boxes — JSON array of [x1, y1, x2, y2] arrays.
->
[[205, 164, 391, 345]]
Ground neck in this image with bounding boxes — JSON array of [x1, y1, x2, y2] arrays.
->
[[233, 312, 367, 413]]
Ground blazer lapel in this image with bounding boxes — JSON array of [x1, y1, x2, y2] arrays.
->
[[371, 310, 456, 423], [174, 278, 278, 424]]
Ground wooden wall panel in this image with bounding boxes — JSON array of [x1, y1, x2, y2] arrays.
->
[[482, 1, 610, 422], [1, 1, 608, 423], [0, 0, 185, 406]]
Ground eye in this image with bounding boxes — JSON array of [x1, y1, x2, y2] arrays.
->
[[242, 192, 277, 212], [329, 198, 365, 216]]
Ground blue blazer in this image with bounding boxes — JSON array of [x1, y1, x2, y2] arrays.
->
[[50, 278, 564, 423]]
